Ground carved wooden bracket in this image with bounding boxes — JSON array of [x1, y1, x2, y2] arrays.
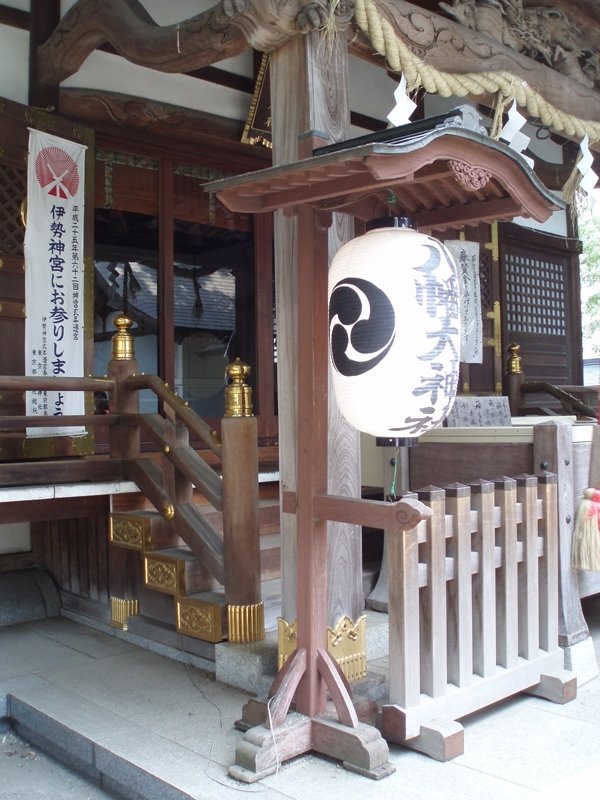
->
[[37, 0, 356, 86], [449, 159, 491, 190]]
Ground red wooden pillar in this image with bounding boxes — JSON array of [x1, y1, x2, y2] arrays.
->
[[294, 203, 331, 715]]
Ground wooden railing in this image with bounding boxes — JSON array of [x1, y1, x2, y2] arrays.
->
[[381, 473, 576, 761], [519, 381, 597, 418], [0, 316, 262, 641], [505, 343, 598, 418]]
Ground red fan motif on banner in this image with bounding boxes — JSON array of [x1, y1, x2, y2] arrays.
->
[[35, 146, 79, 199]]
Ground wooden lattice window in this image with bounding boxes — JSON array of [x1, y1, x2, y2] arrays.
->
[[504, 253, 566, 336], [478, 244, 493, 312], [0, 163, 26, 255]]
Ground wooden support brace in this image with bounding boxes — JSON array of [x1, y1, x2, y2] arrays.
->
[[381, 704, 465, 762], [525, 669, 577, 704]]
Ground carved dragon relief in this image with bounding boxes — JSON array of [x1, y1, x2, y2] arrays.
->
[[350, 0, 600, 127], [438, 0, 600, 89], [37, 0, 355, 86]]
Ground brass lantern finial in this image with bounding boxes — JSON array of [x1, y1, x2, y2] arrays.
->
[[224, 358, 253, 417], [506, 342, 523, 375], [111, 314, 135, 361]]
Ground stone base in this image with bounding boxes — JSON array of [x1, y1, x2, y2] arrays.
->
[[562, 636, 599, 687], [215, 630, 278, 695], [0, 569, 59, 627]]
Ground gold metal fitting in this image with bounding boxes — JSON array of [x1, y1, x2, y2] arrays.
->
[[163, 445, 171, 454], [506, 342, 523, 375], [327, 615, 367, 683], [111, 314, 135, 360], [109, 596, 139, 631], [228, 602, 265, 643], [224, 358, 254, 417], [162, 502, 175, 520], [277, 618, 298, 670]]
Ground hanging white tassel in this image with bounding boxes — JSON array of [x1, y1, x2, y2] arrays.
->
[[572, 488, 600, 572]]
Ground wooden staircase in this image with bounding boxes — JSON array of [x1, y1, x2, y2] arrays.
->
[[109, 480, 281, 643]]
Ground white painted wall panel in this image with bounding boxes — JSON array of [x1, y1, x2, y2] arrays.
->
[[0, 24, 29, 103], [60, 49, 250, 121]]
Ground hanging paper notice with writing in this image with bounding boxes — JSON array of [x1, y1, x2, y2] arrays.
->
[[24, 129, 87, 436]]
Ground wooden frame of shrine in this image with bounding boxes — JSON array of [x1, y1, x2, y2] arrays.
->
[[204, 103, 565, 780]]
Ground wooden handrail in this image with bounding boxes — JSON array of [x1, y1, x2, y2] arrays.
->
[[0, 361, 261, 639], [125, 373, 221, 455], [137, 413, 223, 509], [0, 414, 121, 429], [0, 375, 115, 392], [521, 381, 597, 418]]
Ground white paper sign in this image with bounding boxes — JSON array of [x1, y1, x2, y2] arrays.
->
[[445, 395, 511, 428], [24, 129, 87, 436], [444, 240, 482, 364]]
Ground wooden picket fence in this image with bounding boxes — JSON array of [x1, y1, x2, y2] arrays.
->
[[381, 474, 576, 761]]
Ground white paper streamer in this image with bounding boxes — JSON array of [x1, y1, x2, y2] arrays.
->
[[387, 75, 417, 127], [577, 135, 599, 195], [499, 100, 534, 169]]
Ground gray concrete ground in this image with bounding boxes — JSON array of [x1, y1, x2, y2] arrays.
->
[[0, 594, 599, 800], [0, 728, 119, 800]]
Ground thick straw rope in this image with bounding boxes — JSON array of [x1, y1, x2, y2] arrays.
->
[[353, 0, 600, 143]]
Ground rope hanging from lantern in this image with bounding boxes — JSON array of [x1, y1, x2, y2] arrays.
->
[[353, 0, 600, 144]]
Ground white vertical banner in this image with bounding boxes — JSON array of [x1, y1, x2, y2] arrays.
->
[[444, 240, 483, 364], [25, 129, 87, 436]]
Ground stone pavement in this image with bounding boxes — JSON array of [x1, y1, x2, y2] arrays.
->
[[0, 728, 117, 800], [1, 595, 599, 800]]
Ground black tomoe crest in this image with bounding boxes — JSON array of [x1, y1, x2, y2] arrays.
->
[[329, 277, 396, 377]]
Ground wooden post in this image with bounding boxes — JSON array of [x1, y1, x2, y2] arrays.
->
[[230, 23, 394, 782], [387, 503, 421, 708], [495, 476, 519, 668], [221, 359, 263, 643], [533, 421, 589, 647], [446, 484, 473, 687], [418, 486, 448, 697], [106, 314, 141, 629], [516, 474, 540, 660], [538, 473, 559, 652], [106, 315, 140, 461], [470, 479, 497, 678], [505, 342, 524, 415], [271, 19, 361, 636], [29, 0, 60, 111]]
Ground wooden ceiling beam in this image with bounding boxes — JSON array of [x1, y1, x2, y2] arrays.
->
[[416, 196, 522, 231], [37, 0, 250, 86]]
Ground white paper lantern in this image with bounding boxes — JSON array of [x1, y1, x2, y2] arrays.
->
[[328, 218, 461, 443]]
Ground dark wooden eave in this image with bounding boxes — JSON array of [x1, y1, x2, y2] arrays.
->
[[204, 123, 563, 233]]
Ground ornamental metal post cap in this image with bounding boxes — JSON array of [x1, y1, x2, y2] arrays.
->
[[111, 314, 135, 361], [506, 342, 523, 375], [224, 357, 253, 417]]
